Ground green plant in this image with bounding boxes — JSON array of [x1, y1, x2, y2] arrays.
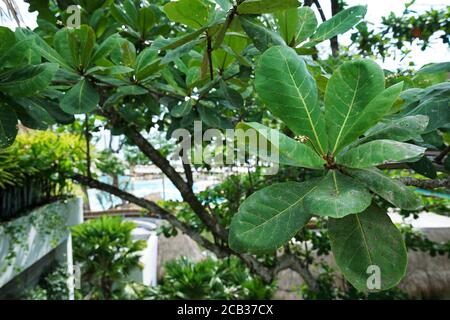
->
[[351, 2, 450, 59], [0, 0, 446, 298], [0, 131, 87, 221], [72, 216, 146, 300], [22, 263, 70, 300], [148, 256, 275, 300], [228, 46, 431, 292]]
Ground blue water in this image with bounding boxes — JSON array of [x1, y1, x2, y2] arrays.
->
[[88, 176, 202, 211]]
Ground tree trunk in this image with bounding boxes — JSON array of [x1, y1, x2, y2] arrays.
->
[[330, 0, 342, 57]]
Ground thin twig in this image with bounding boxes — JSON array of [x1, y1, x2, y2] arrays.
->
[[399, 177, 450, 189]]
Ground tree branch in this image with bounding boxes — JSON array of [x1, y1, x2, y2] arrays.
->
[[378, 162, 448, 173], [313, 0, 327, 22], [272, 253, 319, 292], [101, 106, 227, 240], [71, 173, 318, 287], [435, 146, 450, 164], [399, 177, 450, 189], [71, 174, 227, 257]]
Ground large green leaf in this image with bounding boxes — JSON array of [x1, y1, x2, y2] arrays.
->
[[304, 170, 371, 218], [334, 82, 404, 152], [31, 33, 73, 70], [60, 79, 99, 114], [39, 100, 75, 125], [255, 46, 328, 155], [237, 0, 300, 15], [0, 104, 18, 148], [416, 62, 450, 75], [236, 122, 326, 169], [161, 39, 203, 65], [274, 8, 300, 45], [240, 16, 285, 52], [137, 7, 157, 36], [163, 0, 210, 29], [0, 38, 34, 68], [171, 100, 193, 118], [362, 115, 429, 143], [305, 5, 367, 47], [408, 156, 437, 179], [399, 82, 450, 133], [324, 59, 385, 155], [0, 63, 58, 96], [296, 7, 318, 44], [229, 181, 316, 254], [0, 27, 15, 57], [135, 47, 161, 81], [13, 97, 55, 130], [337, 140, 426, 169], [347, 168, 422, 210], [328, 204, 407, 292], [91, 34, 122, 62]]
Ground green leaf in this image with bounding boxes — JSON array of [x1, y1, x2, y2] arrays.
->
[[116, 85, 148, 96], [39, 100, 75, 125], [0, 105, 18, 148], [229, 181, 316, 254], [91, 34, 122, 62], [324, 59, 385, 155], [337, 140, 426, 169], [198, 106, 232, 129], [111, 2, 137, 28], [236, 122, 326, 169], [158, 27, 208, 51], [237, 0, 300, 15], [304, 170, 372, 218], [408, 156, 437, 179], [416, 62, 450, 75], [137, 7, 156, 36], [400, 82, 450, 133], [0, 63, 58, 96], [220, 80, 243, 109], [171, 100, 193, 118], [255, 46, 328, 155], [240, 16, 285, 52], [333, 82, 404, 153], [161, 39, 203, 65], [32, 33, 73, 70], [13, 97, 55, 130], [362, 115, 429, 143], [0, 38, 34, 68], [135, 47, 160, 81], [54, 26, 96, 69], [274, 8, 300, 45], [163, 0, 210, 29], [347, 168, 423, 210], [305, 5, 367, 47], [60, 79, 99, 114], [328, 204, 407, 292], [296, 7, 318, 44], [0, 27, 16, 57]]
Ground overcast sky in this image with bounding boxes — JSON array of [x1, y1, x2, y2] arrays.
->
[[1, 0, 449, 70]]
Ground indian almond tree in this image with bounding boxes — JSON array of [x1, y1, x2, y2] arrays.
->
[[0, 0, 448, 294]]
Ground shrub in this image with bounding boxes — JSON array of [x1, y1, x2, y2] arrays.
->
[[22, 263, 70, 300], [72, 216, 146, 300], [148, 257, 276, 300], [0, 131, 87, 221]]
